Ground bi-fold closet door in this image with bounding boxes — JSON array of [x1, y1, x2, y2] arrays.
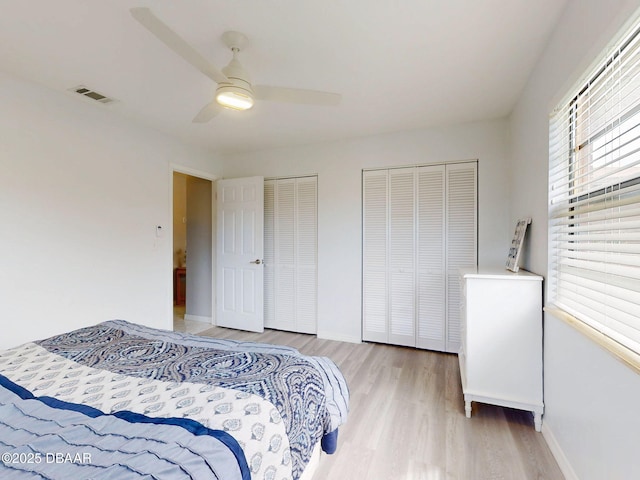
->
[[362, 162, 477, 353], [264, 176, 317, 334]]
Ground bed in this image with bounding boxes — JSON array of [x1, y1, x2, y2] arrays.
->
[[0, 320, 349, 479]]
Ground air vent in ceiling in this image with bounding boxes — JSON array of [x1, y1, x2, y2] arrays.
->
[[69, 85, 116, 104]]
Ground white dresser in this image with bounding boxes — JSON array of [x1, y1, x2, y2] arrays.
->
[[458, 267, 544, 431]]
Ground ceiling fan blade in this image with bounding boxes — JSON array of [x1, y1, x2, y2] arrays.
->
[[130, 7, 229, 85], [192, 102, 221, 123], [254, 85, 341, 106]]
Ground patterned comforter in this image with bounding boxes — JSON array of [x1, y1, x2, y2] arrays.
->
[[0, 320, 349, 480]]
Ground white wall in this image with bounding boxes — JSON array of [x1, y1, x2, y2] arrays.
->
[[0, 72, 222, 349], [185, 175, 213, 321], [509, 0, 640, 478], [221, 119, 511, 342]]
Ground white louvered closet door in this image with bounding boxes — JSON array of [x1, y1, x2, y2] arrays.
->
[[263, 176, 317, 334], [362, 170, 389, 343], [362, 162, 477, 352], [416, 165, 446, 350], [445, 162, 477, 352], [388, 168, 416, 347], [276, 178, 296, 331], [264, 180, 276, 327], [295, 177, 318, 334]]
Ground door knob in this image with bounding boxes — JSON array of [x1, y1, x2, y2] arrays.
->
[[250, 259, 262, 265]]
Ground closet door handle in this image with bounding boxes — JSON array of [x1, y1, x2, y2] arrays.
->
[[250, 259, 262, 265]]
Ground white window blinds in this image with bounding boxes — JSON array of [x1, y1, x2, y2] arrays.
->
[[548, 19, 640, 355]]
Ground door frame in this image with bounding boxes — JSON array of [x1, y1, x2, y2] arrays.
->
[[170, 164, 219, 329]]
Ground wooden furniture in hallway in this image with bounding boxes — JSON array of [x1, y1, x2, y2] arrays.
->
[[174, 267, 186, 306]]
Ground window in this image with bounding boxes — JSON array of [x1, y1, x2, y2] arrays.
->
[[549, 18, 640, 356]]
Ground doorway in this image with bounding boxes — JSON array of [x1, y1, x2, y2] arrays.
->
[[172, 170, 214, 334]]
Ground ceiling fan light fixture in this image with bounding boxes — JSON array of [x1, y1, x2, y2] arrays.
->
[[130, 9, 342, 121], [216, 85, 254, 111]]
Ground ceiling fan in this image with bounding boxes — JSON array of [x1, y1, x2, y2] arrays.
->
[[130, 7, 341, 122]]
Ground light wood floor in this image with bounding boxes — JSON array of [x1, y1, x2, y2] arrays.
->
[[196, 326, 564, 480]]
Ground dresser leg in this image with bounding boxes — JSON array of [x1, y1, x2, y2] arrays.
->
[[465, 400, 472, 418], [534, 412, 542, 432]]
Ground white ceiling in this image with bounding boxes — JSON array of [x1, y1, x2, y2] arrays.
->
[[0, 0, 567, 155]]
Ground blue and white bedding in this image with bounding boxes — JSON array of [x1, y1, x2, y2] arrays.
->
[[0, 373, 247, 479], [0, 320, 349, 480]]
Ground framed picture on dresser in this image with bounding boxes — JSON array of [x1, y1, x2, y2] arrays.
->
[[506, 218, 531, 273]]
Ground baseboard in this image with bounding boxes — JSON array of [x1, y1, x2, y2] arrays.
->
[[184, 314, 212, 324], [541, 422, 579, 480], [316, 330, 362, 344]]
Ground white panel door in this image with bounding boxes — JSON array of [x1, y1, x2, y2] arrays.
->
[[216, 176, 264, 332]]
